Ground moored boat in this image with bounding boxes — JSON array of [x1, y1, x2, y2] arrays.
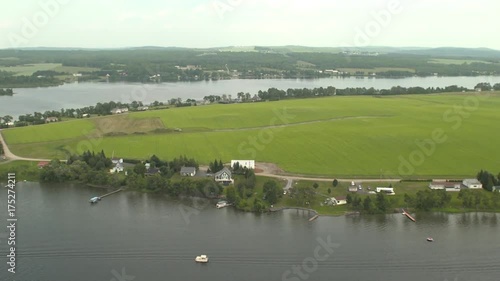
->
[[195, 255, 209, 263], [427, 237, 434, 242], [216, 201, 228, 209]]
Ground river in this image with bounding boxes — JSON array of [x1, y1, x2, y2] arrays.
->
[[1, 76, 499, 118], [0, 182, 498, 281]]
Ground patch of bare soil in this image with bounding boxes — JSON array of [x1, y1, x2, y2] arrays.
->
[[92, 115, 165, 136]]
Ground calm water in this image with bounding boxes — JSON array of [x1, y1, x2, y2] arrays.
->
[[1, 76, 499, 118], [0, 182, 499, 281]]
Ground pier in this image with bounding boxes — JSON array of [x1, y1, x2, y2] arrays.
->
[[308, 214, 319, 221], [402, 209, 416, 222], [89, 188, 123, 203], [99, 188, 123, 199]]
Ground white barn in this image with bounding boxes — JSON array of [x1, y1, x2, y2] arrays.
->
[[462, 179, 482, 189], [231, 160, 255, 169]]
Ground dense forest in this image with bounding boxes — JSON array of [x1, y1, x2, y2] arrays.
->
[[0, 88, 14, 96]]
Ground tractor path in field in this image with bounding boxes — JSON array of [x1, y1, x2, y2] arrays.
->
[[210, 115, 392, 133], [254, 162, 401, 183], [0, 130, 54, 163]]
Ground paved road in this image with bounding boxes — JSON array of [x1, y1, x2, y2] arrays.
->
[[0, 130, 54, 162]]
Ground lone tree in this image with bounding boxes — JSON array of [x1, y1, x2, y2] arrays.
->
[[313, 183, 319, 189], [327, 188, 331, 195], [332, 179, 338, 187]]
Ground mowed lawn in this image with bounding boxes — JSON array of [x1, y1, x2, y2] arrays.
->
[[130, 97, 397, 130], [4, 93, 500, 177], [2, 120, 95, 144], [0, 63, 99, 76]]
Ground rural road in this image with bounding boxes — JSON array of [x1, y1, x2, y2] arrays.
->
[[0, 130, 54, 162], [253, 162, 401, 183]]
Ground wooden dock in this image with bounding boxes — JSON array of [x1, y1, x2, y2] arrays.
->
[[309, 215, 319, 221], [99, 188, 123, 199], [402, 209, 416, 222]]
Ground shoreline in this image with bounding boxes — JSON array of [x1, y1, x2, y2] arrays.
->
[[3, 179, 500, 215]]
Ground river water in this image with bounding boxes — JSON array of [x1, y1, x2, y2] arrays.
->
[[0, 182, 498, 281], [1, 76, 499, 118]]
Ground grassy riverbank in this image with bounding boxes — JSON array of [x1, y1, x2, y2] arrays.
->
[[0, 160, 40, 181], [287, 180, 500, 216]]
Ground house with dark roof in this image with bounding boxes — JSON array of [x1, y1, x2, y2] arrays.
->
[[214, 167, 233, 184], [145, 167, 161, 176], [144, 163, 160, 175], [180, 167, 196, 177]]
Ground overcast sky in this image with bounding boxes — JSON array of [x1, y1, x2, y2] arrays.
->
[[1, 0, 499, 49]]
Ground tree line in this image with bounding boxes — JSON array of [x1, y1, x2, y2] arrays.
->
[[0, 70, 61, 88], [0, 88, 14, 96], [477, 170, 500, 191], [38, 151, 221, 197]]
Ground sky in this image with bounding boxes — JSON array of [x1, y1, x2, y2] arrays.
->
[[0, 0, 499, 49]]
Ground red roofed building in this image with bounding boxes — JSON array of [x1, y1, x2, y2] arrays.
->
[[37, 161, 50, 168]]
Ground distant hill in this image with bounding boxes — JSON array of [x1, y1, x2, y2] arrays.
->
[[7, 46, 500, 58], [214, 46, 500, 58], [391, 47, 500, 58]]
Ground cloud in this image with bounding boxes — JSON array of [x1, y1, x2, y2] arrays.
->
[[0, 20, 12, 29]]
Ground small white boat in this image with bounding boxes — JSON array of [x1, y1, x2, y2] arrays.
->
[[89, 196, 101, 203], [426, 237, 434, 242], [195, 255, 209, 263], [216, 201, 228, 209]]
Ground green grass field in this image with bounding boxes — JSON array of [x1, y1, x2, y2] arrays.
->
[[0, 63, 99, 76], [3, 92, 500, 178]]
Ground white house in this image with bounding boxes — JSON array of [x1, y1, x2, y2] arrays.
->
[[462, 179, 482, 189], [214, 167, 233, 184], [325, 196, 347, 206], [348, 186, 358, 192], [110, 161, 124, 173], [376, 187, 395, 195], [429, 181, 461, 192], [231, 160, 255, 169], [180, 167, 196, 177], [45, 117, 58, 123]]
